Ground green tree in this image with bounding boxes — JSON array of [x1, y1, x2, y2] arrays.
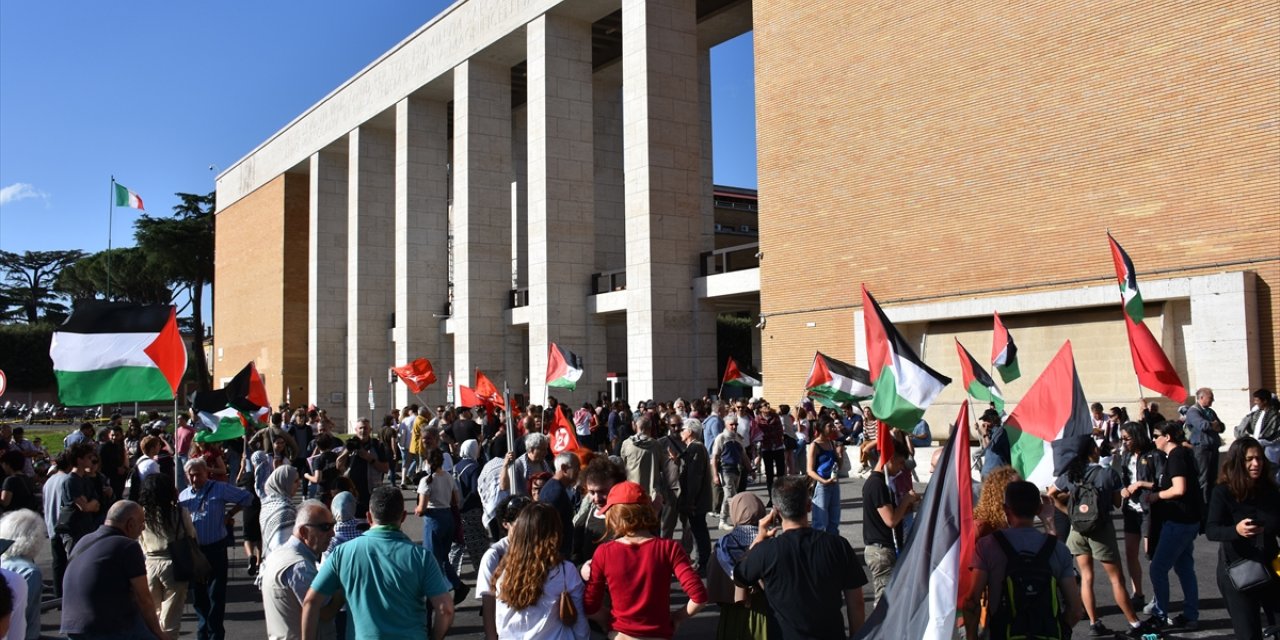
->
[[55, 248, 172, 305], [0, 250, 84, 324], [134, 191, 214, 391]]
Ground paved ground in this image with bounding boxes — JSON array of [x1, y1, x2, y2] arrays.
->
[[33, 473, 1241, 639]]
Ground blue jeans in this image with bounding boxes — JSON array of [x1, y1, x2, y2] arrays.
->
[[399, 445, 418, 483], [812, 481, 841, 535], [1149, 519, 1199, 621], [423, 508, 460, 590]]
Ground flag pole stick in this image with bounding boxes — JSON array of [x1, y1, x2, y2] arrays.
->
[[107, 177, 114, 298], [504, 381, 514, 454]]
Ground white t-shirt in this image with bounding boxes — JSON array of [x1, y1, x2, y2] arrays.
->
[[495, 561, 589, 640], [417, 472, 458, 509]]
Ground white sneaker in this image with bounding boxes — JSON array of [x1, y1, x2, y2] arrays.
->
[[718, 521, 734, 532]]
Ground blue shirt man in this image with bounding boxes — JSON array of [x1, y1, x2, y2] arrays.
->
[[702, 404, 727, 450], [179, 457, 252, 640]]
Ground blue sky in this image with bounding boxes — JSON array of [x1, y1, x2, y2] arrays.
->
[[0, 2, 756, 258]]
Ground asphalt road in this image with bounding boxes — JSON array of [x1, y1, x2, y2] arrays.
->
[[33, 475, 1243, 639]]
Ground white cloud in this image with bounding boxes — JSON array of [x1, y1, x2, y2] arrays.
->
[[0, 183, 48, 207]]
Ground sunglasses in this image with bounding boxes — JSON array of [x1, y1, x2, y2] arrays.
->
[[1152, 432, 1167, 439], [304, 521, 336, 532]]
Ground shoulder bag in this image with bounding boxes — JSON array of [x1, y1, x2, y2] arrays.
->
[[169, 510, 212, 584], [556, 564, 578, 626]]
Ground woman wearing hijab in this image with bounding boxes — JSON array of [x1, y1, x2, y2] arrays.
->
[[707, 492, 775, 640], [452, 439, 489, 577], [326, 491, 362, 559], [258, 465, 299, 559]]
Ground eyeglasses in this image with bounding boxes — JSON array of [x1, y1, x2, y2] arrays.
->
[[303, 521, 336, 532]]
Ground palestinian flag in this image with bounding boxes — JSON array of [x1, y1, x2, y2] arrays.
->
[[805, 352, 873, 403], [856, 401, 975, 640], [1107, 234, 1188, 402], [806, 392, 842, 410], [862, 285, 951, 431], [189, 389, 248, 443], [393, 358, 437, 394], [50, 302, 187, 406], [990, 311, 1021, 383], [546, 344, 584, 390], [956, 340, 1005, 414], [1107, 232, 1144, 324], [1003, 341, 1094, 487], [226, 361, 270, 415], [721, 357, 761, 388], [474, 370, 505, 409], [113, 182, 144, 210]]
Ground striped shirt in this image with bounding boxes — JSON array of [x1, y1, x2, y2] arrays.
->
[[179, 480, 253, 546]]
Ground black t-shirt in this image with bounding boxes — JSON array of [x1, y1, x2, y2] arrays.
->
[[59, 473, 97, 538], [734, 527, 869, 639], [346, 439, 388, 495], [2, 474, 38, 513], [538, 479, 575, 559], [862, 471, 898, 547], [450, 419, 480, 448], [1155, 446, 1202, 524], [61, 526, 147, 634]]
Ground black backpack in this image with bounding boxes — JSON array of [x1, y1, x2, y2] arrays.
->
[[1067, 467, 1104, 536], [989, 531, 1068, 640]]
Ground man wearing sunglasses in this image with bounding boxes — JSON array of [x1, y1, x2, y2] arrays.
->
[[263, 500, 336, 640]]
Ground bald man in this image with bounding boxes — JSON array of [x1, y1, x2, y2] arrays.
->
[[61, 500, 169, 639]]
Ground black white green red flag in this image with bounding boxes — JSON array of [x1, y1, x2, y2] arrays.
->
[[1003, 341, 1094, 487], [721, 357, 761, 388], [804, 351, 873, 403], [546, 343, 584, 390], [50, 302, 187, 406], [862, 285, 951, 431], [956, 339, 1005, 414], [990, 311, 1021, 383], [856, 400, 975, 640], [1107, 234, 1188, 402]]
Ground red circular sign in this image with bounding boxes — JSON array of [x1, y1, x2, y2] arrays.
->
[[0, 369, 6, 397]]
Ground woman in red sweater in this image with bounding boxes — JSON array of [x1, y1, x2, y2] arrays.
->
[[584, 481, 708, 639]]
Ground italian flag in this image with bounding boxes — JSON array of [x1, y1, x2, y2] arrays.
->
[[50, 302, 187, 406], [721, 356, 761, 388], [1003, 341, 1094, 488], [546, 343, 584, 390], [1107, 234, 1188, 403], [990, 311, 1021, 383], [857, 401, 975, 640], [805, 351, 873, 403], [956, 339, 1005, 414], [862, 285, 951, 431], [113, 183, 144, 210]]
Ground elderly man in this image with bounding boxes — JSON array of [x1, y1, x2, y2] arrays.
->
[[180, 457, 253, 640], [345, 418, 390, 519], [303, 486, 454, 640], [538, 451, 581, 558], [621, 414, 677, 535], [60, 500, 169, 640], [263, 501, 338, 640], [1183, 387, 1225, 510], [677, 419, 712, 572]]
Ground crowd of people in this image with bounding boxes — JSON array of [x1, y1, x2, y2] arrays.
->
[[0, 384, 1270, 639]]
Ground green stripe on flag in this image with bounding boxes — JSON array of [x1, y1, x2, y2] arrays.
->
[[966, 380, 1006, 414], [1007, 426, 1046, 482], [995, 359, 1021, 385], [55, 366, 175, 406], [870, 366, 926, 431]]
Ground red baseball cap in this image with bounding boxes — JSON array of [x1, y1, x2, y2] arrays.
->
[[602, 481, 650, 512]]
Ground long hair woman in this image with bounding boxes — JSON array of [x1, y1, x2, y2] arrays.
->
[[584, 481, 708, 640], [258, 465, 299, 558], [805, 419, 843, 535], [1206, 436, 1279, 640], [491, 502, 588, 639], [1117, 421, 1160, 609], [974, 465, 1021, 538], [138, 473, 198, 638]]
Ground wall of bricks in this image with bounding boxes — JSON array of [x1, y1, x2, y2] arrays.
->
[[754, 1, 1279, 404]]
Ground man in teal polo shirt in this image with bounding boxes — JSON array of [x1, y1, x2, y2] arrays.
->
[[301, 485, 454, 639]]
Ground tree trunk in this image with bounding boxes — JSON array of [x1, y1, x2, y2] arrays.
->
[[190, 279, 212, 392]]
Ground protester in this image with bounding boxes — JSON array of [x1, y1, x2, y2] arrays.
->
[[1234, 388, 1279, 442], [1047, 435, 1146, 636], [1184, 387, 1225, 512], [862, 443, 919, 606], [0, 568, 22, 640], [974, 466, 1020, 538], [538, 451, 580, 559], [756, 403, 786, 505], [180, 456, 253, 640], [263, 501, 336, 640], [139, 474, 197, 638], [707, 492, 776, 640], [452, 439, 489, 577], [571, 458, 625, 567], [325, 491, 361, 559], [60, 501, 169, 640], [175, 415, 196, 491], [619, 415, 677, 536], [490, 502, 589, 639], [503, 433, 552, 498], [0, 510, 43, 640], [805, 419, 844, 535], [0, 453, 36, 515], [978, 409, 1010, 476], [1117, 421, 1160, 609], [303, 485, 454, 640], [56, 443, 101, 556], [415, 447, 464, 599], [734, 474, 868, 638], [1141, 421, 1202, 630], [711, 414, 748, 531], [42, 452, 73, 598], [966, 481, 1084, 640], [479, 450, 510, 541], [676, 418, 712, 572], [584, 481, 708, 639], [1206, 436, 1279, 640], [479, 495, 536, 638], [260, 465, 301, 559], [344, 418, 390, 518]]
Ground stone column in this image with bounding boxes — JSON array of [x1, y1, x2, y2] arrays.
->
[[527, 14, 598, 404], [622, 0, 706, 401], [1188, 270, 1260, 427], [394, 97, 450, 408], [593, 65, 625, 395], [452, 60, 513, 389], [309, 147, 349, 427], [346, 126, 396, 426]]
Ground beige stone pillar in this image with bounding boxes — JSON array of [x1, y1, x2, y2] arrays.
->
[[452, 60, 513, 390], [593, 65, 625, 395], [309, 146, 349, 427], [346, 126, 396, 426], [622, 0, 707, 401], [394, 97, 450, 409], [526, 14, 600, 405]]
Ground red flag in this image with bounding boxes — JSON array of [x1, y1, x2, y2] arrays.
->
[[457, 385, 482, 408], [952, 400, 976, 607], [1106, 235, 1188, 402], [473, 370, 505, 409], [550, 404, 582, 455], [392, 358, 437, 394], [877, 416, 895, 469]]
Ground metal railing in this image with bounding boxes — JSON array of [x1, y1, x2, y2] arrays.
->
[[591, 269, 627, 295], [700, 242, 760, 276], [509, 287, 529, 309]]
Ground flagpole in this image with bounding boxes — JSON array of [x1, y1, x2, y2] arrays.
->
[[107, 177, 114, 298], [504, 381, 514, 454]]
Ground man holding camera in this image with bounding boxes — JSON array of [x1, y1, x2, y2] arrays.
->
[[344, 418, 389, 518]]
